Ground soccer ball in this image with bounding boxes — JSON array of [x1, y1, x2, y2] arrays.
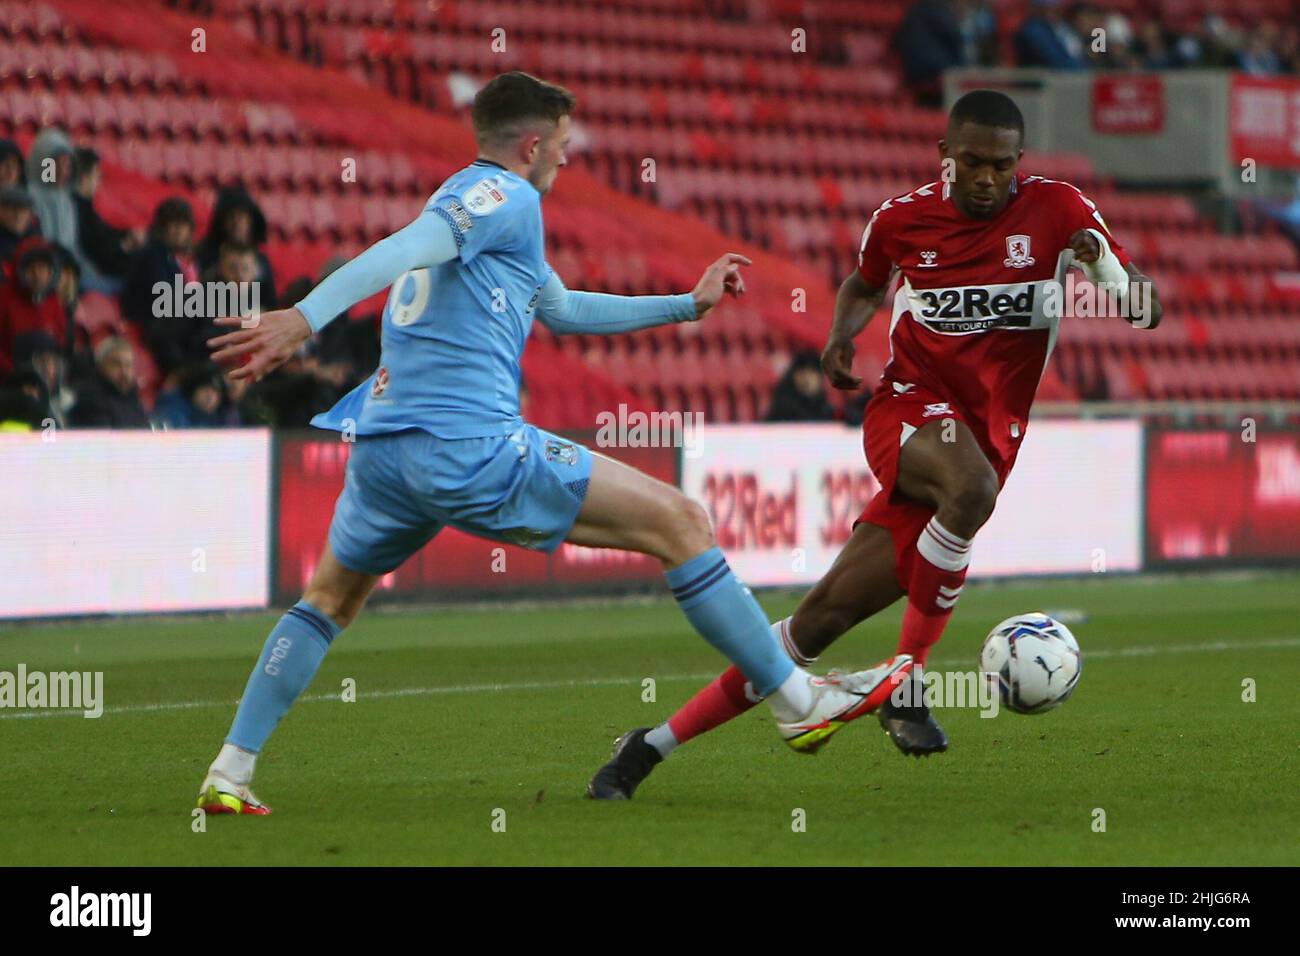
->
[[980, 612, 1081, 715]]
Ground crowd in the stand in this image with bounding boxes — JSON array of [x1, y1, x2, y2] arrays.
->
[[0, 126, 933, 433], [897, 0, 1300, 102], [0, 127, 378, 432]]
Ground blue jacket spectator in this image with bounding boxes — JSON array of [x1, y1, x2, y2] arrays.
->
[[1015, 0, 1088, 69], [154, 362, 239, 428], [896, 0, 967, 91]]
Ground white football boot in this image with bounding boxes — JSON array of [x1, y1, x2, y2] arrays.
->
[[777, 654, 915, 753], [196, 770, 271, 815]]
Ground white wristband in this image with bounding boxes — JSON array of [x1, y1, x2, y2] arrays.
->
[[1079, 228, 1130, 291]]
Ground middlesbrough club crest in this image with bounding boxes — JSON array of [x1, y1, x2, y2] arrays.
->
[[1003, 234, 1035, 268], [371, 366, 390, 398]]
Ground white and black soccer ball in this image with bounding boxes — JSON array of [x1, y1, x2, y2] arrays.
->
[[980, 612, 1082, 715]]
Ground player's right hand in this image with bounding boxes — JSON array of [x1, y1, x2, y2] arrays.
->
[[821, 336, 862, 390], [209, 307, 312, 383], [691, 253, 751, 319]]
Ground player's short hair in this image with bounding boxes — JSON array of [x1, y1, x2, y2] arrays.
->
[[947, 90, 1024, 143], [471, 72, 576, 148]]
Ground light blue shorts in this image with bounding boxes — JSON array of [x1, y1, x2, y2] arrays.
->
[[327, 424, 593, 574]]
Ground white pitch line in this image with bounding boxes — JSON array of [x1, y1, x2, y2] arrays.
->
[[1, 635, 1297, 722]]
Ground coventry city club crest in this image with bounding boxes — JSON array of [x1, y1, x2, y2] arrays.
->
[[544, 439, 577, 466]]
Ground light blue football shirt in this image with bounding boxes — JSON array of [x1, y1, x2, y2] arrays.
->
[[311, 160, 547, 439]]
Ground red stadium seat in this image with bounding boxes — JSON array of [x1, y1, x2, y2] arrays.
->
[[19, 0, 1293, 423]]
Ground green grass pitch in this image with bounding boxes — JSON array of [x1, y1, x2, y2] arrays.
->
[[2, 571, 1297, 866]]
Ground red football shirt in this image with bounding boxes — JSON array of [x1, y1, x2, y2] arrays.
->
[[856, 173, 1131, 466]]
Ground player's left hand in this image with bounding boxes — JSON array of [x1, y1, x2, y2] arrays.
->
[[1068, 229, 1101, 265], [691, 253, 751, 318], [208, 307, 311, 383]]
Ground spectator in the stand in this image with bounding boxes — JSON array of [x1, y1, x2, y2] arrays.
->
[[234, 264, 356, 428], [1277, 23, 1300, 74], [279, 275, 314, 322], [154, 361, 238, 428], [1237, 23, 1284, 76], [1015, 0, 1088, 69], [196, 186, 277, 309], [0, 186, 37, 263], [151, 237, 255, 376], [123, 196, 197, 333], [237, 353, 342, 428], [9, 330, 72, 427], [842, 389, 870, 428], [960, 1, 999, 69], [1136, 21, 1178, 69], [0, 139, 25, 190], [0, 366, 52, 430], [895, 0, 968, 106], [204, 238, 259, 289], [1067, 3, 1107, 67], [1093, 10, 1141, 69], [299, 258, 380, 394], [0, 237, 67, 378], [49, 243, 92, 358], [70, 147, 141, 293], [1188, 15, 1240, 69], [25, 128, 79, 251], [67, 336, 151, 428], [766, 350, 836, 423]]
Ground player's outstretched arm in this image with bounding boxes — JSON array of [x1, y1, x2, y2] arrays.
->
[[209, 214, 461, 381], [1067, 228, 1163, 330], [535, 253, 750, 335], [821, 270, 889, 390]]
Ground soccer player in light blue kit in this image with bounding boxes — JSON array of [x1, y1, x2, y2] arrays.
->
[[197, 73, 899, 813]]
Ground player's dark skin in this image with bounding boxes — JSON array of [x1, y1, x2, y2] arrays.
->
[[791, 120, 1163, 660]]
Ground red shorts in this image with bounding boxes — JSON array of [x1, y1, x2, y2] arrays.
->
[[855, 382, 1015, 590]]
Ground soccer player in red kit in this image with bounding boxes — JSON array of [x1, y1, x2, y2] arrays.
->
[[588, 90, 1163, 800]]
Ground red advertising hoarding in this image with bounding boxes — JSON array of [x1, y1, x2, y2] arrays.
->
[[275, 432, 675, 602], [1146, 428, 1300, 564], [1092, 75, 1165, 135], [1229, 75, 1300, 170]]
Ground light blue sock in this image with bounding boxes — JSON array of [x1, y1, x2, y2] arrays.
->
[[664, 547, 794, 696], [226, 600, 342, 753]]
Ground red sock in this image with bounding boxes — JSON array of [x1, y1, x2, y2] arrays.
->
[[897, 516, 972, 666], [667, 665, 759, 744]]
